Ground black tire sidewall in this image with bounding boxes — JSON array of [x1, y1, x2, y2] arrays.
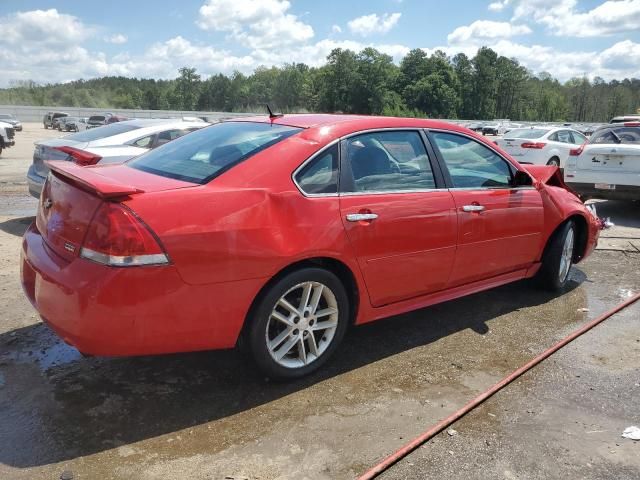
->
[[247, 267, 349, 380], [538, 220, 575, 291]]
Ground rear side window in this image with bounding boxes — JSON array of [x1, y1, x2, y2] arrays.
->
[[591, 127, 640, 145], [432, 132, 513, 188], [67, 123, 141, 142], [295, 144, 339, 194], [342, 131, 436, 192], [128, 122, 302, 184]]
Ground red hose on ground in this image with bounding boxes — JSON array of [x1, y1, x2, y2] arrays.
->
[[358, 291, 640, 480]]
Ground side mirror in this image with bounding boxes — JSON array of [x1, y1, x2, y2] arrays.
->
[[512, 170, 533, 187]]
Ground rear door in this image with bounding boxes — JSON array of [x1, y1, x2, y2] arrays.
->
[[338, 129, 457, 307], [428, 130, 544, 287]]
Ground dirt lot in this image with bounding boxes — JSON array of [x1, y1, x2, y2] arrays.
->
[[0, 124, 639, 479]]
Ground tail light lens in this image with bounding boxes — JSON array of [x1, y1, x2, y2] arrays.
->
[[521, 142, 546, 149], [569, 144, 586, 156], [80, 203, 169, 266], [54, 146, 102, 166]]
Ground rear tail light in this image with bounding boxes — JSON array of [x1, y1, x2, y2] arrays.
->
[[54, 146, 102, 166], [624, 122, 640, 126], [521, 142, 546, 149], [569, 144, 586, 156], [80, 203, 169, 266]]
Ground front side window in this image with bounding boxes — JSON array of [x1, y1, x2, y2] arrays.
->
[[295, 144, 339, 194], [431, 132, 513, 188], [342, 131, 435, 192], [128, 122, 302, 184]]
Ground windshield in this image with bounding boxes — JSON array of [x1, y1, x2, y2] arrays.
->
[[590, 127, 640, 145], [505, 129, 548, 139], [63, 123, 141, 142], [128, 121, 302, 184], [0, 114, 14, 120]]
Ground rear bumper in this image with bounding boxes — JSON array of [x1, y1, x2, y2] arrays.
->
[[21, 223, 264, 356], [27, 165, 45, 198], [566, 182, 640, 201]]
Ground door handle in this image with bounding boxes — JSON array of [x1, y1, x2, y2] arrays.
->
[[462, 205, 485, 212], [346, 213, 379, 222]]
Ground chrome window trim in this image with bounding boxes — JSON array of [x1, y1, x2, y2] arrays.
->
[[292, 127, 535, 199], [292, 138, 341, 198]]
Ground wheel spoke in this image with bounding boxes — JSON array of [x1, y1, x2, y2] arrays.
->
[[269, 327, 293, 350], [299, 282, 313, 311], [315, 307, 337, 318], [298, 337, 307, 364], [309, 284, 324, 314], [312, 319, 337, 331], [307, 333, 319, 356], [278, 297, 300, 316], [271, 310, 293, 326], [274, 334, 299, 361]]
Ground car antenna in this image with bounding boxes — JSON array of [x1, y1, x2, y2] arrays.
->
[[266, 104, 283, 120]]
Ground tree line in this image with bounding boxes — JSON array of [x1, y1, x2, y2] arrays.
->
[[1, 46, 639, 122]]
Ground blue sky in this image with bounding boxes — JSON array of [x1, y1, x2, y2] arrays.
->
[[1, 0, 639, 87]]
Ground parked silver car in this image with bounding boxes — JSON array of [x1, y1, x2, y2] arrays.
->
[[27, 119, 207, 197]]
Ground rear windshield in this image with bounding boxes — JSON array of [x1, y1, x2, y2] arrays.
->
[[89, 116, 106, 122], [128, 121, 302, 184], [590, 127, 640, 145], [65, 123, 142, 142], [505, 129, 548, 139]]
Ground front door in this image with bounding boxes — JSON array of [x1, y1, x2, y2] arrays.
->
[[339, 130, 457, 307], [429, 131, 544, 287]]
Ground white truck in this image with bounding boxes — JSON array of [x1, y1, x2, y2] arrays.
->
[[0, 121, 16, 156]]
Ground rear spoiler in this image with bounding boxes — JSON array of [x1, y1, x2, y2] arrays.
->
[[46, 161, 144, 199], [520, 164, 582, 200]]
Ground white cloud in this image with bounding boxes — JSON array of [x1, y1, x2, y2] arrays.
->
[[331, 24, 342, 34], [511, 0, 640, 37], [447, 20, 531, 44], [1, 9, 93, 47], [347, 13, 401, 37], [196, 0, 313, 48], [106, 34, 128, 44], [488, 0, 510, 12]]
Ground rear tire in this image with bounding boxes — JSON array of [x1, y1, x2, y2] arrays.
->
[[547, 157, 560, 167], [536, 220, 576, 291], [44, 124, 48, 129], [247, 267, 349, 380]]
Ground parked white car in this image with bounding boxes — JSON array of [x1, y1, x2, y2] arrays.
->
[[565, 123, 640, 201], [494, 127, 587, 167], [27, 119, 208, 197]]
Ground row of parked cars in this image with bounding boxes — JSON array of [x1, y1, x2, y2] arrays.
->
[[43, 111, 130, 132]]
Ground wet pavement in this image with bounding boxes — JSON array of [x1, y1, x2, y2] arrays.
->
[[0, 125, 639, 479]]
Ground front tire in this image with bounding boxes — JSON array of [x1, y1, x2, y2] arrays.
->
[[536, 220, 576, 291], [247, 268, 349, 379]]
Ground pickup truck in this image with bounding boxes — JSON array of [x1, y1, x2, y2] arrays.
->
[[0, 121, 16, 156]]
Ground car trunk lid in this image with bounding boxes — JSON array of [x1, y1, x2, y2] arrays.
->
[[578, 144, 640, 173], [36, 162, 196, 261]]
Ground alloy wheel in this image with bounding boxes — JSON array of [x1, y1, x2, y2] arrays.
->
[[558, 227, 574, 282], [265, 281, 339, 369]]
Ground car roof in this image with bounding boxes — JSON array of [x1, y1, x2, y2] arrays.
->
[[228, 113, 472, 138]]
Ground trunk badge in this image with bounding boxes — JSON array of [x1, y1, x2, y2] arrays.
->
[[64, 242, 76, 253], [43, 198, 53, 209]]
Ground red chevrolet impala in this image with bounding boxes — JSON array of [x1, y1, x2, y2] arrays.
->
[[21, 115, 601, 378]]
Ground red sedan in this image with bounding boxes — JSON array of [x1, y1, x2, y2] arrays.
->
[[21, 115, 601, 379]]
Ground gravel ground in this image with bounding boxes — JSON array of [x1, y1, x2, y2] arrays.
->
[[0, 124, 638, 479]]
